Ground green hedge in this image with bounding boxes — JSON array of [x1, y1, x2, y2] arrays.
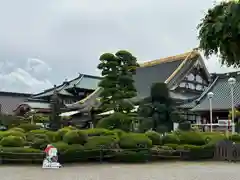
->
[[145, 131, 162, 145], [0, 136, 26, 147], [63, 130, 87, 145], [17, 124, 41, 132], [0, 127, 227, 163], [119, 133, 152, 149]]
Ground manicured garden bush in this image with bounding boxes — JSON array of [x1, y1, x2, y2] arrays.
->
[[83, 128, 116, 137], [29, 129, 61, 142], [162, 133, 180, 144], [0, 136, 25, 147], [84, 135, 118, 150], [112, 129, 126, 138], [229, 134, 240, 142], [119, 133, 152, 149], [9, 127, 25, 133], [31, 138, 49, 150], [18, 123, 41, 132], [0, 130, 26, 140], [63, 130, 87, 145], [58, 126, 77, 139], [177, 131, 205, 146], [111, 150, 150, 162], [96, 112, 133, 132], [145, 130, 162, 145], [178, 122, 191, 131], [52, 142, 70, 153]]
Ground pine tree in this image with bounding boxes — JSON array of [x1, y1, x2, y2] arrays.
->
[[97, 50, 139, 131], [97, 50, 139, 114], [49, 86, 62, 131]]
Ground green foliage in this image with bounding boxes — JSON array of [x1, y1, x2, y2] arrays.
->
[[31, 138, 49, 150], [178, 131, 205, 146], [9, 127, 25, 133], [197, 1, 240, 67], [162, 133, 180, 144], [119, 133, 152, 149], [97, 112, 133, 131], [63, 130, 87, 145], [0, 130, 26, 140], [145, 130, 162, 145], [52, 142, 70, 153], [0, 114, 25, 128], [29, 129, 61, 142], [156, 125, 169, 134], [229, 134, 240, 142], [83, 128, 115, 137], [97, 50, 139, 114], [0, 136, 25, 147], [112, 150, 149, 162], [58, 126, 76, 139], [178, 122, 191, 131], [49, 91, 62, 131], [18, 123, 41, 132], [138, 83, 177, 131], [84, 136, 119, 149]]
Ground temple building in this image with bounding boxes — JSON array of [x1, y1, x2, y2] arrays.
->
[[1, 49, 240, 129], [13, 74, 102, 115], [64, 50, 214, 126]]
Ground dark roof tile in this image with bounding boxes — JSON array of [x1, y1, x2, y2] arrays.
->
[[192, 72, 240, 111]]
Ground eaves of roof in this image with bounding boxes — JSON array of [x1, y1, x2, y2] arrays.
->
[[191, 71, 240, 111]]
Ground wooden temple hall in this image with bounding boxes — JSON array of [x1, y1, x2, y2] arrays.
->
[[0, 49, 240, 128]]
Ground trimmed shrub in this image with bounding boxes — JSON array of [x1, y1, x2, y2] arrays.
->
[[112, 129, 126, 138], [18, 124, 41, 132], [1, 130, 26, 140], [178, 131, 205, 146], [29, 130, 61, 142], [156, 125, 169, 134], [178, 122, 191, 131], [119, 133, 152, 149], [229, 134, 240, 142], [0, 136, 25, 147], [61, 144, 86, 162], [58, 127, 75, 139], [84, 135, 118, 150], [31, 138, 49, 150], [111, 150, 149, 162], [96, 112, 133, 132], [145, 131, 162, 145], [162, 134, 180, 144], [0, 147, 43, 163], [83, 128, 115, 137], [63, 130, 87, 145], [52, 142, 70, 153], [9, 127, 25, 133]]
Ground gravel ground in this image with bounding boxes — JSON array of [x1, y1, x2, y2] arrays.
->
[[0, 162, 239, 180]]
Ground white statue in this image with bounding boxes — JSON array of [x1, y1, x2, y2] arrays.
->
[[42, 144, 62, 168]]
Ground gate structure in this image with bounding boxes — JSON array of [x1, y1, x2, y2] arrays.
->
[[214, 140, 240, 162]]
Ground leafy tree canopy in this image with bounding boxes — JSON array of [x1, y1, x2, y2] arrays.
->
[[197, 0, 240, 67]]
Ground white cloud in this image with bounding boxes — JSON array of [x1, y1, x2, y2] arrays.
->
[[0, 59, 53, 93]]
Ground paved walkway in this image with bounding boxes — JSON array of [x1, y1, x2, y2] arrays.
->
[[0, 162, 239, 180]]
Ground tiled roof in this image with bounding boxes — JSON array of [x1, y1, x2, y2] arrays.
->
[[32, 74, 102, 98], [134, 50, 200, 98], [73, 75, 101, 90], [191, 71, 240, 111]]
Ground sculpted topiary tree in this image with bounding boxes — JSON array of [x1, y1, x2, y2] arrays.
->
[[97, 50, 139, 131], [138, 82, 180, 132], [197, 0, 240, 67]]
